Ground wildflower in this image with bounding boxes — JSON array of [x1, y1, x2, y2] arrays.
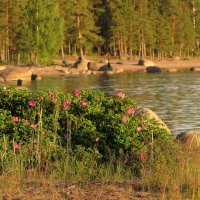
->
[[82, 101, 88, 107], [30, 124, 37, 129], [63, 103, 68, 109], [53, 98, 57, 103], [140, 152, 146, 160], [121, 116, 128, 123], [127, 108, 135, 115], [3, 86, 7, 90], [28, 99, 36, 107], [73, 89, 80, 97], [13, 142, 19, 150], [95, 137, 100, 142], [12, 116, 19, 123], [49, 93, 54, 98], [136, 126, 142, 131], [41, 131, 45, 136], [65, 99, 71, 105], [116, 92, 125, 99]]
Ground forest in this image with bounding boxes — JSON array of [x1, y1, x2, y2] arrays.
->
[[0, 0, 199, 64]]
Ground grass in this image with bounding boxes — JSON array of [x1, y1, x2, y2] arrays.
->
[[1, 143, 200, 199]]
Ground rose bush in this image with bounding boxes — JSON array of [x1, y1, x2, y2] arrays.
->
[[0, 86, 177, 170]]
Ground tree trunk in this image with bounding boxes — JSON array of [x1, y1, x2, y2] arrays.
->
[[61, 44, 64, 60], [17, 51, 20, 66], [68, 42, 71, 55], [77, 14, 84, 59]]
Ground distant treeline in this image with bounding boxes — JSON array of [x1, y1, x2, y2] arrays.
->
[[0, 0, 199, 63]]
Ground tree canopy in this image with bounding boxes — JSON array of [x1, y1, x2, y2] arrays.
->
[[0, 0, 199, 63]]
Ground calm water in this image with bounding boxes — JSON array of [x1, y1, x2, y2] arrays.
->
[[28, 72, 200, 135]]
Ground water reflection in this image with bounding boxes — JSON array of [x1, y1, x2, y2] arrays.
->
[[29, 72, 200, 135]]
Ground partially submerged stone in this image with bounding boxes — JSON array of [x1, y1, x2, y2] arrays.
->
[[99, 64, 113, 71], [0, 67, 32, 81], [146, 66, 161, 73]]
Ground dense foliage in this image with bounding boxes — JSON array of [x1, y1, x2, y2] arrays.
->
[[0, 86, 177, 174], [0, 0, 199, 63]]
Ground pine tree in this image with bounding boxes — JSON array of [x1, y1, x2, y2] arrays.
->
[[26, 0, 64, 62], [64, 0, 102, 58]]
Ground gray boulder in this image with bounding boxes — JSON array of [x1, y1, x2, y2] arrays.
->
[[73, 58, 88, 71], [146, 66, 161, 73], [138, 59, 155, 67], [99, 64, 113, 71], [135, 107, 171, 134], [87, 62, 99, 71], [0, 67, 32, 81], [176, 130, 200, 149], [63, 60, 72, 68]]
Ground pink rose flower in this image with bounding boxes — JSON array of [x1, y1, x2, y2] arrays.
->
[[73, 89, 80, 97], [140, 152, 146, 160], [116, 92, 125, 99], [121, 116, 128, 123], [28, 100, 36, 107], [82, 101, 88, 107], [30, 124, 37, 129], [53, 98, 57, 103], [49, 93, 54, 98], [63, 103, 68, 109], [13, 142, 19, 150], [136, 126, 142, 131], [65, 99, 71, 105], [12, 116, 19, 123], [127, 108, 135, 115]]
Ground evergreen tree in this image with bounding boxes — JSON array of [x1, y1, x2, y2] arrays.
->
[[64, 0, 102, 58], [26, 0, 64, 62]]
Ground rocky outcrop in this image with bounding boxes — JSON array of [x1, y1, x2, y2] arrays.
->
[[138, 59, 155, 67], [146, 66, 161, 73], [73, 58, 88, 71], [63, 60, 72, 67], [135, 107, 171, 134], [87, 62, 99, 71], [176, 130, 200, 149], [0, 67, 32, 81]]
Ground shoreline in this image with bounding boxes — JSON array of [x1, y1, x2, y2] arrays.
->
[[1, 58, 200, 85]]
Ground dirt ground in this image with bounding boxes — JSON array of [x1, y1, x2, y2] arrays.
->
[[1, 178, 158, 200]]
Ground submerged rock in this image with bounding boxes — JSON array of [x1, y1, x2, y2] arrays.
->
[[99, 64, 113, 71], [146, 66, 161, 73]]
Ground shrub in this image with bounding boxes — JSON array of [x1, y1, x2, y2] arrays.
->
[[0, 86, 178, 174]]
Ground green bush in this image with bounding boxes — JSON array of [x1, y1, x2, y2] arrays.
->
[[0, 86, 178, 174]]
